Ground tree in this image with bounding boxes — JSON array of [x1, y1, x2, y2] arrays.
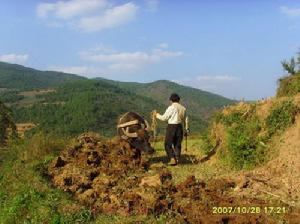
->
[[281, 57, 296, 75], [282, 50, 300, 75], [0, 100, 17, 146]]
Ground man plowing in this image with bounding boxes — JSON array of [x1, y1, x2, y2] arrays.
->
[[153, 93, 189, 166]]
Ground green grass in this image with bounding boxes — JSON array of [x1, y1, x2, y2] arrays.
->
[[0, 134, 92, 224]]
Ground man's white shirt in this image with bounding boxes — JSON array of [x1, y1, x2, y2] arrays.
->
[[156, 102, 186, 124]]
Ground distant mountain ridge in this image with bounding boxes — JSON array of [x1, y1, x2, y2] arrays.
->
[[94, 77, 235, 120], [0, 61, 86, 90], [0, 61, 235, 136]]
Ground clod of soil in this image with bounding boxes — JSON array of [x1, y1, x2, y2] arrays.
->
[[48, 133, 282, 223]]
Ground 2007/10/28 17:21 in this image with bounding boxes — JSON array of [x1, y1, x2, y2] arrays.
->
[[212, 206, 287, 214]]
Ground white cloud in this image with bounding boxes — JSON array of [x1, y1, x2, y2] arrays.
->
[[108, 63, 140, 72], [80, 48, 182, 63], [80, 46, 182, 73], [36, 0, 138, 32], [37, 0, 107, 19], [78, 2, 138, 32], [157, 42, 169, 49], [0, 54, 29, 64], [197, 75, 239, 82], [145, 0, 159, 12], [280, 6, 300, 17]]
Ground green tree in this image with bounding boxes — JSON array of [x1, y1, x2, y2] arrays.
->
[[281, 57, 296, 75], [0, 100, 17, 146]]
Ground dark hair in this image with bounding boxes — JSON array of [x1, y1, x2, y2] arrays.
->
[[169, 93, 180, 102]]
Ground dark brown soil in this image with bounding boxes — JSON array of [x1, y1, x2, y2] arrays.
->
[[48, 133, 296, 223]]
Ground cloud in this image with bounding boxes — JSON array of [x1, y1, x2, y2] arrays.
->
[[78, 2, 138, 32], [36, 0, 138, 32], [0, 54, 29, 64], [80, 46, 183, 73], [145, 0, 159, 12], [157, 42, 168, 49], [280, 6, 300, 17], [80, 49, 182, 63], [37, 0, 107, 19], [196, 75, 239, 82]]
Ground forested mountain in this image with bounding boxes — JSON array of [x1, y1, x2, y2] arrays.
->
[[0, 62, 235, 136], [0, 62, 86, 90], [13, 80, 165, 136], [95, 78, 235, 120]]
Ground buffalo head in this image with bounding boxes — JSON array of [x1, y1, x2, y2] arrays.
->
[[117, 112, 154, 154]]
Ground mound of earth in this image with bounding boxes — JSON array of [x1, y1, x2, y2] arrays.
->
[[48, 133, 279, 223]]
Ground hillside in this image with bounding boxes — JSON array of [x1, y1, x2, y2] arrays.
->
[[0, 61, 86, 90], [1, 94, 299, 223], [12, 80, 166, 136], [95, 78, 235, 120], [1, 68, 300, 223], [200, 78, 300, 207], [0, 62, 234, 136], [10, 79, 214, 136]]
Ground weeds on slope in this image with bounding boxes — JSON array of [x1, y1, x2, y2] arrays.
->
[[202, 99, 299, 170]]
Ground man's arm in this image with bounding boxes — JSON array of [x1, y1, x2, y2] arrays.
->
[[156, 106, 173, 121]]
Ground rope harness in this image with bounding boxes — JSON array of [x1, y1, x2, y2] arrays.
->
[[150, 111, 158, 148], [185, 116, 189, 152]]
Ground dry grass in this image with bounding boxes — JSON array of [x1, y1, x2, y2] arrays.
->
[[16, 123, 37, 138], [150, 138, 237, 184]]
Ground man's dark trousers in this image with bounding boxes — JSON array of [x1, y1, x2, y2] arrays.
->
[[164, 123, 183, 160]]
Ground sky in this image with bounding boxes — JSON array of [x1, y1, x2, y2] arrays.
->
[[0, 0, 300, 100]]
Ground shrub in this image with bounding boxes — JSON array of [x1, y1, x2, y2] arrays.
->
[[266, 100, 298, 136], [226, 118, 262, 169], [214, 105, 268, 169], [277, 73, 300, 97], [200, 131, 215, 154], [216, 111, 244, 126], [210, 100, 299, 169]]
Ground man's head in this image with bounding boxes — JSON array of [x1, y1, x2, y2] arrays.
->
[[169, 93, 180, 103]]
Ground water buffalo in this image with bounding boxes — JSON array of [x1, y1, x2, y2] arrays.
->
[[117, 112, 154, 154]]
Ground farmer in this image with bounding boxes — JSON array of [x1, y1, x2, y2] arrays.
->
[[153, 93, 188, 165]]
